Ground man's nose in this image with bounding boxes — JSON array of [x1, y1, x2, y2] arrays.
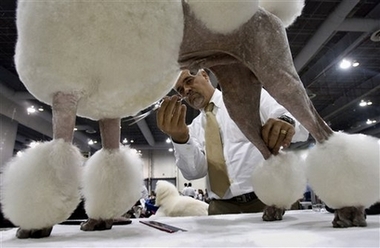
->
[[183, 85, 191, 96]]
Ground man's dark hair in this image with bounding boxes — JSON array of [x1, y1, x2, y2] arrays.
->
[[188, 182, 192, 187], [184, 183, 187, 187]]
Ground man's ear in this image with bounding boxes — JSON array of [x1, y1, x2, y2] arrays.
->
[[200, 69, 209, 81]]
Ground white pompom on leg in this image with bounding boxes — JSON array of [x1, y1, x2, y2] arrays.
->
[[1, 139, 83, 230], [252, 151, 307, 209], [82, 146, 143, 219], [306, 132, 380, 209], [259, 0, 305, 27], [187, 0, 259, 34]]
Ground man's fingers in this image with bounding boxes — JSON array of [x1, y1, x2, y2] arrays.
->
[[171, 100, 183, 125], [157, 95, 187, 135], [261, 122, 272, 145], [271, 128, 294, 154], [267, 125, 281, 149], [164, 96, 179, 120], [177, 104, 187, 126], [262, 118, 297, 154], [156, 96, 170, 128], [282, 129, 295, 148]]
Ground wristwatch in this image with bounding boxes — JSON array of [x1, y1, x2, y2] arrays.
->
[[278, 114, 295, 127]]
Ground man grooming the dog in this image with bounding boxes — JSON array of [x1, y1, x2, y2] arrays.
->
[[157, 69, 309, 215]]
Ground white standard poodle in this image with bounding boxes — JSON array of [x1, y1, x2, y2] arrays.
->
[[153, 181, 208, 217]]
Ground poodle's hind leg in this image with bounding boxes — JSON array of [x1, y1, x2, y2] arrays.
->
[[1, 92, 82, 239], [306, 132, 379, 228], [332, 206, 367, 228], [241, 8, 334, 143], [81, 118, 143, 231]]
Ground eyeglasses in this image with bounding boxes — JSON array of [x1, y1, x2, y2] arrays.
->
[[174, 69, 203, 97]]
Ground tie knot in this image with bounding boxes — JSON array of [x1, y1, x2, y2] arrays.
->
[[205, 102, 214, 113]]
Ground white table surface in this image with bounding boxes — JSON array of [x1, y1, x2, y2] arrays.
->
[[1, 210, 379, 247]]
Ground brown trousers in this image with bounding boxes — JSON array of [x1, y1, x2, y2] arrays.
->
[[208, 198, 266, 215]]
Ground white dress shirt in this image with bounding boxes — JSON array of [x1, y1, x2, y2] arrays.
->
[[173, 89, 309, 200]]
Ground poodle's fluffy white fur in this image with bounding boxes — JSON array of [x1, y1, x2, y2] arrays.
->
[[14, 0, 304, 120], [306, 132, 380, 209], [259, 0, 305, 27], [252, 151, 307, 209], [15, 0, 184, 120], [1, 140, 83, 229], [154, 180, 208, 217], [187, 0, 259, 34], [82, 146, 143, 219], [188, 0, 304, 34]]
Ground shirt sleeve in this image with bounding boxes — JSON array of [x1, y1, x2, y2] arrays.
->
[[172, 136, 208, 180], [259, 89, 309, 142]]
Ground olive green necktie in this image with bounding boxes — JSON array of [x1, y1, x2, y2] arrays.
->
[[205, 102, 230, 198]]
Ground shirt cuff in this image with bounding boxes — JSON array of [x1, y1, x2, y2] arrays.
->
[[172, 137, 196, 155]]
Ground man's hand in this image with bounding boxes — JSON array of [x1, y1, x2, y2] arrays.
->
[[261, 118, 295, 155], [156, 95, 189, 143]]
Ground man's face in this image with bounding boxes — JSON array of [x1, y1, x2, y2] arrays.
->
[[174, 70, 214, 110]]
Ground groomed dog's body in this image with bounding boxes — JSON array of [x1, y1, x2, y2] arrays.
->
[[1, 0, 379, 239], [154, 181, 208, 217]]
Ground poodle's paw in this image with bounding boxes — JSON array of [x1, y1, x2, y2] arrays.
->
[[262, 206, 285, 221], [332, 206, 367, 228], [16, 227, 53, 239], [80, 218, 113, 231]]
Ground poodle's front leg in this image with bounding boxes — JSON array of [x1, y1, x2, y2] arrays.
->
[[210, 64, 272, 160], [262, 206, 285, 221], [211, 65, 306, 222], [81, 118, 120, 231], [81, 118, 142, 231]]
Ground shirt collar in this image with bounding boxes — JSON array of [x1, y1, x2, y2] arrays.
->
[[202, 89, 223, 113]]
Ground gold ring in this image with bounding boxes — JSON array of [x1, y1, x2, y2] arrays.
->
[[280, 129, 287, 135]]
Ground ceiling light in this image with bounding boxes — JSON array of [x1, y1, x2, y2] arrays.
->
[[359, 100, 372, 107], [27, 105, 36, 114], [366, 119, 376, 125], [130, 139, 134, 143], [87, 140, 98, 145], [122, 138, 128, 144], [352, 61, 359, 67], [74, 127, 78, 131], [339, 59, 351, 69], [166, 138, 171, 143], [168, 148, 174, 152]]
